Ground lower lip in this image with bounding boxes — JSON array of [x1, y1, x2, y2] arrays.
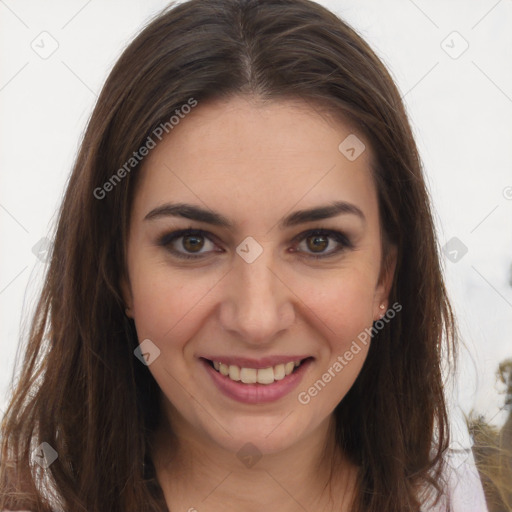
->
[[201, 358, 312, 404]]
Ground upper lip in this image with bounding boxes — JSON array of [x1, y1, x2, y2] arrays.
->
[[200, 355, 312, 369]]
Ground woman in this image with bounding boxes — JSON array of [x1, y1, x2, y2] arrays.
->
[[0, 0, 483, 510]]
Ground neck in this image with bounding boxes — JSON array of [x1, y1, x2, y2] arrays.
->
[[151, 398, 358, 512]]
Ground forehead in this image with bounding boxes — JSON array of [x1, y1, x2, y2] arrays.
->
[[133, 96, 378, 228]]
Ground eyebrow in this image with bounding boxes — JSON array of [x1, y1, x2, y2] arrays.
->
[[144, 201, 366, 229]]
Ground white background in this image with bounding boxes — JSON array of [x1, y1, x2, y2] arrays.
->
[[1, 0, 511, 441]]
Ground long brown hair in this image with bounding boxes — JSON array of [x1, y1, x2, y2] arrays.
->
[[0, 0, 457, 510]]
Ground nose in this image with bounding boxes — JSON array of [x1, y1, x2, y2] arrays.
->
[[218, 248, 296, 346]]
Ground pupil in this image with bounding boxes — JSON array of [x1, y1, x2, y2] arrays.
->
[[308, 235, 327, 252], [183, 235, 204, 252]]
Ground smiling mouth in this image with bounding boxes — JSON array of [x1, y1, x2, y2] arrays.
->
[[203, 357, 312, 385]]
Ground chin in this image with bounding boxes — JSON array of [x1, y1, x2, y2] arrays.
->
[[200, 412, 316, 458]]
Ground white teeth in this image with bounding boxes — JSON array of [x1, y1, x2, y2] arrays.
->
[[285, 362, 295, 375], [228, 365, 241, 381], [257, 367, 274, 385], [240, 367, 257, 384], [211, 359, 304, 384], [273, 364, 285, 380]]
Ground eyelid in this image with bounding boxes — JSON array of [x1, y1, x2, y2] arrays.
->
[[290, 228, 353, 258], [158, 228, 217, 247], [157, 228, 221, 260], [157, 227, 353, 260]]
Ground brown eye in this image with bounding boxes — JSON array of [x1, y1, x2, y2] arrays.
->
[[182, 234, 205, 252], [158, 228, 219, 259], [293, 229, 352, 259], [306, 234, 329, 253]]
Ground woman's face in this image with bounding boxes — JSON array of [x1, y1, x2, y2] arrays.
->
[[124, 96, 395, 456]]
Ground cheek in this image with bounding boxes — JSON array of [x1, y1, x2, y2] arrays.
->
[[293, 268, 377, 346], [294, 274, 375, 411], [129, 261, 213, 346]]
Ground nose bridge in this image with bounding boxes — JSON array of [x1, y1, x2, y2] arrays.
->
[[219, 246, 294, 343]]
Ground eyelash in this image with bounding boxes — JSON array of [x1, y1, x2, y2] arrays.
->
[[157, 227, 353, 261]]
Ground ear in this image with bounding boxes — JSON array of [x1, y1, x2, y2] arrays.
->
[[120, 274, 134, 319], [373, 243, 397, 321]]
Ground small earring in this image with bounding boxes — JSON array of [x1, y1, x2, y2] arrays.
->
[[379, 304, 385, 310], [379, 304, 385, 319]]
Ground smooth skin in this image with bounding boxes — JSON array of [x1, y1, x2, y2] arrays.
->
[[123, 95, 396, 511]]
